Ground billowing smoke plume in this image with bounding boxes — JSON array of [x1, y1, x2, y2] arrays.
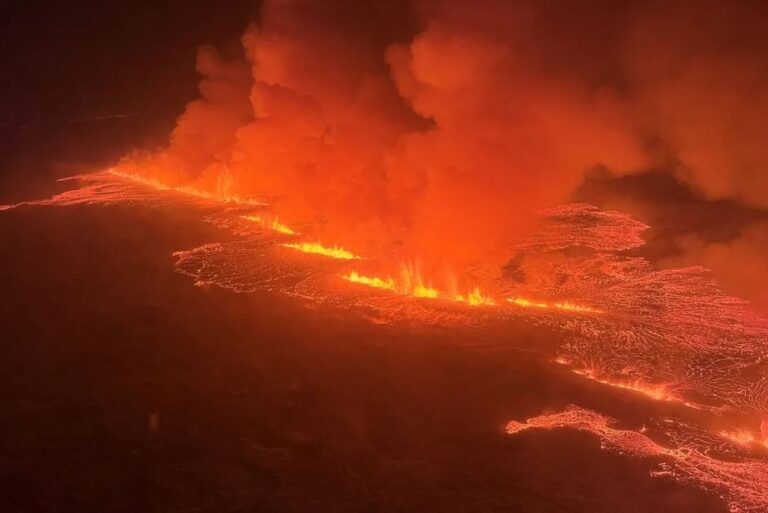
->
[[121, 0, 768, 281], [626, 1, 768, 209]]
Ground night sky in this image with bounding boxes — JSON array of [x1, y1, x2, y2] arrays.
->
[[0, 1, 258, 199]]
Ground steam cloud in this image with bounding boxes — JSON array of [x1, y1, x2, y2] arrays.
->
[[121, 0, 768, 283]]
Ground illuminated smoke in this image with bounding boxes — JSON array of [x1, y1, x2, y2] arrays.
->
[[117, 0, 650, 277], [113, 0, 768, 291]]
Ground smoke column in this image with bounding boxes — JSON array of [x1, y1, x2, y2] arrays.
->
[[119, 0, 768, 289]]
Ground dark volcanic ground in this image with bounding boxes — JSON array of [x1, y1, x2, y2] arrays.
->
[[0, 199, 730, 513]]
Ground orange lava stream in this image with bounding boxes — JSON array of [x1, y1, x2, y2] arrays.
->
[[343, 271, 602, 311], [241, 215, 296, 235], [108, 169, 264, 206], [506, 406, 768, 513], [572, 368, 682, 403], [507, 296, 602, 314], [342, 271, 396, 290], [342, 269, 498, 306], [341, 269, 443, 299], [282, 242, 360, 260]]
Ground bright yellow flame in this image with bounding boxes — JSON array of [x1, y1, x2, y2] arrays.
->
[[340, 270, 441, 299], [282, 242, 360, 260], [507, 297, 550, 309], [241, 215, 296, 235], [343, 271, 396, 290], [413, 284, 439, 298], [340, 268, 498, 306], [397, 265, 440, 299], [455, 287, 496, 306]]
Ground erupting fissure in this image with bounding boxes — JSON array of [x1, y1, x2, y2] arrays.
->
[[507, 296, 603, 314], [571, 368, 682, 403], [282, 242, 360, 260], [108, 169, 264, 206], [241, 215, 296, 235], [341, 270, 605, 310], [342, 270, 494, 305], [342, 271, 396, 291]]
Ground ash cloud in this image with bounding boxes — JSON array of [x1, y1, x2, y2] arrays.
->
[[122, 0, 768, 281]]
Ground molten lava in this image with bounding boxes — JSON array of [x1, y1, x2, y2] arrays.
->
[[341, 269, 442, 299], [507, 296, 602, 314], [455, 287, 497, 306], [507, 297, 550, 309], [342, 271, 396, 291], [241, 215, 296, 235], [507, 406, 768, 513], [342, 268, 496, 306], [282, 242, 360, 260], [412, 284, 440, 299], [108, 169, 263, 206], [572, 368, 681, 403]]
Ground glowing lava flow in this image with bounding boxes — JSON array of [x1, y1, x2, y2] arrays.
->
[[508, 297, 549, 309], [341, 269, 441, 299], [571, 368, 682, 403], [241, 215, 296, 235], [342, 271, 396, 290], [282, 242, 360, 260], [455, 287, 497, 306], [108, 169, 264, 206], [342, 272, 597, 309], [413, 284, 440, 299], [507, 297, 602, 314], [506, 406, 768, 513], [342, 269, 497, 306]]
